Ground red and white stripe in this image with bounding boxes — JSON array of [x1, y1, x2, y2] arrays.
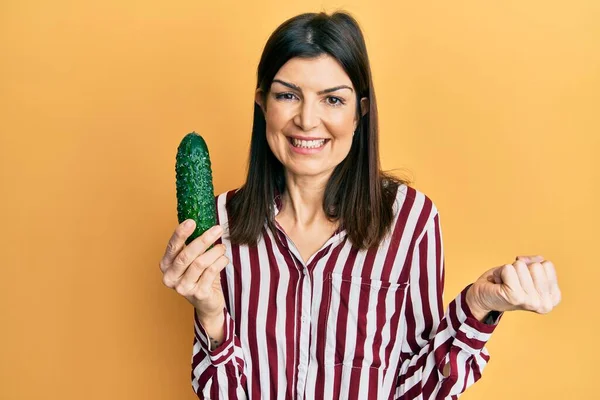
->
[[190, 185, 501, 399]]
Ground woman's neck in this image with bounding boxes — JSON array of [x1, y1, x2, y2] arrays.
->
[[278, 172, 331, 229]]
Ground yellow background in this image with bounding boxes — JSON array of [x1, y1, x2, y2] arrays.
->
[[1, 1, 598, 399]]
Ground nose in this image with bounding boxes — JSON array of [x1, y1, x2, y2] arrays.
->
[[294, 100, 320, 131]]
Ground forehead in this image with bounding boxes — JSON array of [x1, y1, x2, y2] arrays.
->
[[273, 55, 353, 89]]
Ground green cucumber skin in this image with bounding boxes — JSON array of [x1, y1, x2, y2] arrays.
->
[[175, 132, 218, 246]]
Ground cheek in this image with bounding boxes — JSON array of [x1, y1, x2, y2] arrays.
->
[[264, 108, 291, 143], [264, 107, 280, 134], [263, 107, 290, 160], [265, 101, 291, 127], [327, 111, 357, 139]]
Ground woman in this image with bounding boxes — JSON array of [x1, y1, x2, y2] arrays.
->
[[159, 11, 561, 399]]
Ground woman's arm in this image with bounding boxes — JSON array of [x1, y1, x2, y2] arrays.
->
[[394, 211, 502, 399]]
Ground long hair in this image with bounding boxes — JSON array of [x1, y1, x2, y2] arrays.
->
[[227, 11, 411, 250]]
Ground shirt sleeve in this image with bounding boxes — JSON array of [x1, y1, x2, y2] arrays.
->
[[191, 307, 248, 399], [394, 210, 503, 399]]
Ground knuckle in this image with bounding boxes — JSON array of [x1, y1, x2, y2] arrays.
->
[[211, 262, 225, 275], [207, 264, 219, 275], [513, 260, 527, 272], [162, 275, 175, 288], [177, 224, 188, 235], [528, 262, 543, 272], [502, 264, 515, 276], [190, 257, 208, 271], [544, 263, 557, 278], [166, 239, 178, 255], [199, 233, 214, 247], [528, 298, 541, 311], [528, 261, 541, 269], [174, 252, 189, 267], [175, 284, 189, 296]]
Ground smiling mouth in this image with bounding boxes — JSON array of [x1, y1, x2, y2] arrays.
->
[[287, 137, 330, 149]]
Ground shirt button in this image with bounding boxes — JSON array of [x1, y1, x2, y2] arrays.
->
[[466, 331, 475, 339]]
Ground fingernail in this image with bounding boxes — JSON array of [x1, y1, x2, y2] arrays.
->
[[184, 219, 194, 228], [209, 225, 223, 235]]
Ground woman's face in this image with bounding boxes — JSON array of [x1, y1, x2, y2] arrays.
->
[[256, 54, 368, 180]]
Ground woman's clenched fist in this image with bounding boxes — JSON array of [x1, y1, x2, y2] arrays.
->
[[466, 255, 562, 321]]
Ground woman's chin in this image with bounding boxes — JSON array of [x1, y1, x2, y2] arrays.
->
[[284, 163, 336, 180]]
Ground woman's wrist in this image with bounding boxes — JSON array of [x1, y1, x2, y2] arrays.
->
[[465, 285, 492, 322], [196, 309, 225, 349]]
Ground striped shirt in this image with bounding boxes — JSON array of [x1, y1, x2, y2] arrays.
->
[[191, 184, 501, 399]]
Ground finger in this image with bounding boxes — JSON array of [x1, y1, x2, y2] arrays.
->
[[170, 225, 224, 279], [513, 260, 537, 296], [515, 255, 544, 263], [528, 262, 550, 293], [175, 245, 227, 295], [498, 264, 520, 291], [528, 262, 553, 313], [159, 219, 196, 273], [493, 264, 525, 311], [542, 260, 557, 286], [542, 260, 561, 306], [195, 255, 229, 295]]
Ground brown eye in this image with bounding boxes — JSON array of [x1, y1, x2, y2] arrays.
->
[[275, 93, 298, 101], [326, 96, 345, 106]]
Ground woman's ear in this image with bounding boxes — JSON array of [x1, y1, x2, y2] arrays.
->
[[255, 89, 266, 114], [354, 97, 370, 131], [360, 97, 369, 117]]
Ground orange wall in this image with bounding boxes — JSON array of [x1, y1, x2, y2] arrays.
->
[[1, 1, 598, 399]]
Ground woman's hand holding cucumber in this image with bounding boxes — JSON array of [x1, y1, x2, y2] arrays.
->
[[159, 219, 228, 347]]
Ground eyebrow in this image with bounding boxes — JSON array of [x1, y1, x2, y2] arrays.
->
[[271, 79, 354, 95]]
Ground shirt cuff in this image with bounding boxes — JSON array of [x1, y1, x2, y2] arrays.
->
[[453, 284, 503, 354], [193, 307, 236, 366]]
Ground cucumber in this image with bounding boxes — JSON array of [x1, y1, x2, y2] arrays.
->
[[175, 132, 218, 246]]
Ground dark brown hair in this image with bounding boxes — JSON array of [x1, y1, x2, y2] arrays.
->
[[227, 11, 411, 250]]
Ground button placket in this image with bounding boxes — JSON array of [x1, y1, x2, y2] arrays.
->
[[271, 220, 344, 398], [295, 258, 313, 396]]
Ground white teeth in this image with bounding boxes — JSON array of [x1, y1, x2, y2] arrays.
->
[[291, 138, 326, 148]]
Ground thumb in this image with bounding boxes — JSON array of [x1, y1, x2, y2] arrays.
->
[[492, 267, 504, 284], [478, 266, 499, 284]]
